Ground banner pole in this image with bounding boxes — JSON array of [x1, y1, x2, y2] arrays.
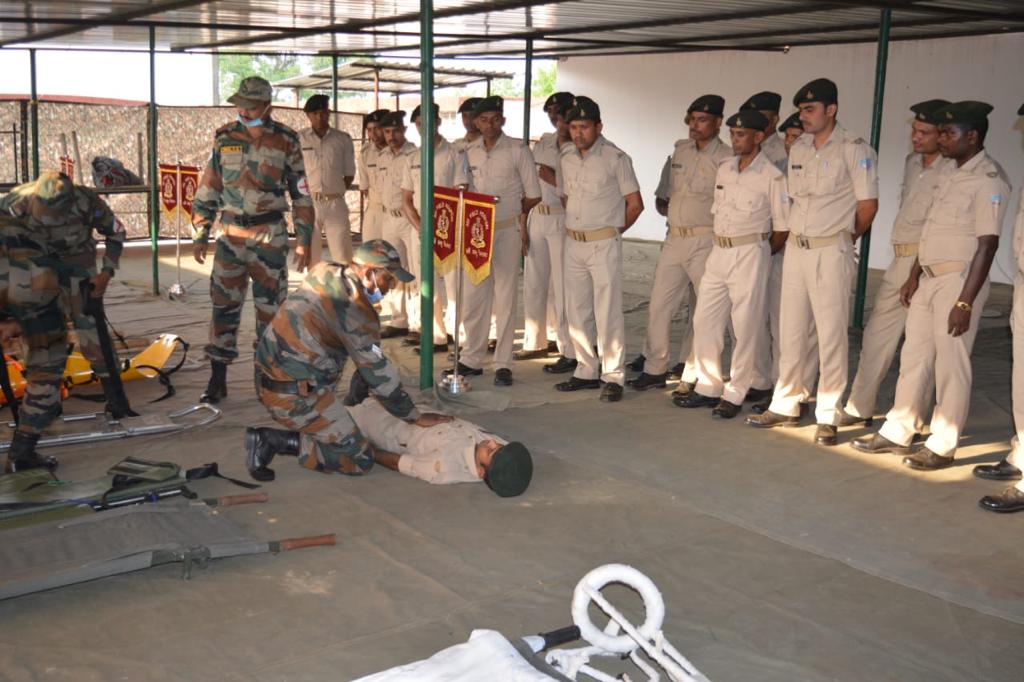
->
[[442, 187, 469, 395], [169, 161, 186, 298]]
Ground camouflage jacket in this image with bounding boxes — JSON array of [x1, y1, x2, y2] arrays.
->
[[255, 261, 419, 420], [0, 179, 123, 276], [191, 116, 315, 247]]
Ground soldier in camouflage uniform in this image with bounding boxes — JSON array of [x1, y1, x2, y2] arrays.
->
[[1, 171, 125, 472], [246, 239, 451, 481], [191, 76, 315, 404]]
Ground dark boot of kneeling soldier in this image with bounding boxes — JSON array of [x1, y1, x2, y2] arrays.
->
[[4, 430, 58, 474], [245, 427, 301, 482]]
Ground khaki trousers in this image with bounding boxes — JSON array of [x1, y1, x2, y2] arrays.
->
[[642, 232, 712, 377], [693, 240, 772, 405], [565, 235, 625, 385], [308, 196, 353, 266], [767, 248, 818, 399], [523, 210, 572, 355], [1010, 274, 1024, 492], [362, 202, 384, 242], [405, 230, 449, 345], [879, 269, 988, 457], [768, 241, 854, 425], [459, 227, 520, 370], [381, 211, 410, 329], [845, 254, 929, 422]]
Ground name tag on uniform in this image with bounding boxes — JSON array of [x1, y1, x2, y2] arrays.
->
[[791, 164, 803, 170], [221, 144, 243, 155]]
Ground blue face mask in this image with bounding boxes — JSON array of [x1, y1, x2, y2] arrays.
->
[[364, 272, 384, 304], [237, 104, 270, 128]]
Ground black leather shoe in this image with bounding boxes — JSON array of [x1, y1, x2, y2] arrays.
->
[[973, 459, 1023, 481], [245, 427, 300, 482], [546, 340, 559, 355], [751, 398, 770, 414], [673, 392, 718, 408], [902, 448, 953, 471], [838, 412, 873, 427], [494, 368, 513, 386], [851, 433, 908, 454], [200, 360, 228, 404], [442, 362, 483, 377], [712, 400, 741, 419], [627, 372, 667, 391], [487, 339, 497, 353], [513, 348, 549, 360], [414, 342, 449, 355], [401, 332, 422, 346], [744, 387, 772, 403], [544, 356, 578, 374], [555, 376, 601, 391], [380, 326, 410, 339], [625, 354, 645, 372], [815, 424, 838, 446], [4, 431, 58, 473], [979, 487, 1024, 513], [667, 363, 685, 380], [600, 383, 623, 402], [745, 411, 799, 428]]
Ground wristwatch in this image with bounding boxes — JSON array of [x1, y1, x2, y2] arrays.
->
[[954, 300, 972, 312]]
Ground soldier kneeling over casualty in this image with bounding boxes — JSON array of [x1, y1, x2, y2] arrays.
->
[[343, 372, 533, 497], [246, 240, 452, 481]]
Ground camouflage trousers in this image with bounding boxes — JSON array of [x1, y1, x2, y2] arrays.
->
[[205, 230, 288, 364], [257, 382, 373, 475]]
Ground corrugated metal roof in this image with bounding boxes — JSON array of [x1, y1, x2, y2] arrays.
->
[[1, 1, 1022, 57], [273, 59, 512, 93]]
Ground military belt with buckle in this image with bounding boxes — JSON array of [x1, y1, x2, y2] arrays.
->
[[566, 226, 619, 242], [788, 232, 847, 249], [313, 192, 345, 201], [921, 261, 965, 278], [713, 233, 768, 249], [669, 226, 713, 239], [387, 208, 405, 218], [892, 243, 918, 257], [221, 211, 284, 228], [258, 373, 321, 397], [536, 203, 564, 216]]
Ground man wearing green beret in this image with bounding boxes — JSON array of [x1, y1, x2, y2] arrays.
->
[[629, 94, 732, 394], [854, 101, 1011, 471], [451, 96, 541, 387], [555, 96, 644, 403], [357, 108, 391, 243], [518, 92, 580, 371], [746, 78, 878, 447], [845, 100, 952, 431], [673, 110, 789, 418], [976, 101, 1024, 513]]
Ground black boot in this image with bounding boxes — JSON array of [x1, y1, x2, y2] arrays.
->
[[342, 371, 370, 407], [4, 431, 57, 474], [245, 427, 300, 482], [201, 361, 228, 404], [99, 376, 138, 419]]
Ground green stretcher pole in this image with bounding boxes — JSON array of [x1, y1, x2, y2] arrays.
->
[[418, 0, 435, 389], [523, 39, 533, 143], [854, 8, 891, 329], [148, 27, 160, 295], [29, 49, 39, 180]]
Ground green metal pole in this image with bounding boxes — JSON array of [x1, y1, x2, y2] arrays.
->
[[418, 0, 435, 389], [853, 7, 891, 329], [149, 27, 160, 295], [29, 49, 39, 179], [523, 39, 533, 142], [331, 54, 339, 128]]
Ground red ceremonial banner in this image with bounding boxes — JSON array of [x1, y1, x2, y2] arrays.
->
[[179, 166, 200, 219], [158, 163, 179, 220], [58, 156, 74, 177], [432, 186, 497, 285]]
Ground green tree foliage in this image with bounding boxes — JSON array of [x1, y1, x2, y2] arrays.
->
[[218, 55, 355, 105], [531, 63, 557, 100]]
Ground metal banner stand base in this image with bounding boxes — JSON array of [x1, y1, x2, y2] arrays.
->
[[440, 373, 469, 395], [442, 186, 471, 397]]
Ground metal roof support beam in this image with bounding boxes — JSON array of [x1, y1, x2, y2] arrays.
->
[[419, 0, 435, 389], [853, 8, 892, 329]]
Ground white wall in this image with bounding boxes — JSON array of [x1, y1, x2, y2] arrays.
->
[[558, 33, 1024, 283]]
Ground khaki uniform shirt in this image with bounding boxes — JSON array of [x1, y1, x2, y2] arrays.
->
[[918, 150, 1011, 266], [377, 142, 418, 211], [533, 132, 570, 209], [711, 152, 790, 238], [890, 153, 953, 245], [400, 137, 470, 208], [761, 133, 788, 173], [299, 127, 355, 196], [561, 136, 641, 232], [1012, 185, 1024, 274], [357, 142, 387, 206], [658, 137, 731, 230], [786, 123, 879, 237], [466, 133, 541, 224]]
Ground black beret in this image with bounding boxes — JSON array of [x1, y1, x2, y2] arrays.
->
[[485, 442, 533, 497], [1017, 102, 1023, 116], [793, 78, 838, 106], [909, 99, 950, 125], [473, 96, 504, 116], [411, 103, 440, 123], [726, 110, 770, 131], [380, 110, 406, 128], [543, 91, 575, 114], [365, 109, 390, 124], [687, 94, 725, 117], [934, 100, 994, 126], [741, 91, 782, 113], [303, 94, 330, 113], [458, 97, 483, 114], [778, 111, 802, 132], [565, 96, 601, 124]]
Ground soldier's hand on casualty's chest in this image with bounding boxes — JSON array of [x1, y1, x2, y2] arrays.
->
[[412, 412, 454, 427], [193, 242, 208, 264], [293, 245, 310, 273], [947, 305, 971, 337], [88, 270, 112, 297]]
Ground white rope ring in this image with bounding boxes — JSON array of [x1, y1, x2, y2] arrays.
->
[[570, 563, 665, 654]]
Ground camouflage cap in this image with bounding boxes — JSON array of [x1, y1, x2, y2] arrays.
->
[[566, 96, 601, 124], [352, 239, 415, 282], [793, 78, 838, 107], [909, 99, 950, 125], [935, 100, 994, 126], [778, 111, 803, 132], [227, 76, 273, 108], [411, 103, 439, 123], [726, 110, 770, 131], [458, 97, 484, 115], [687, 94, 725, 117], [485, 441, 533, 497], [741, 91, 782, 113]]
